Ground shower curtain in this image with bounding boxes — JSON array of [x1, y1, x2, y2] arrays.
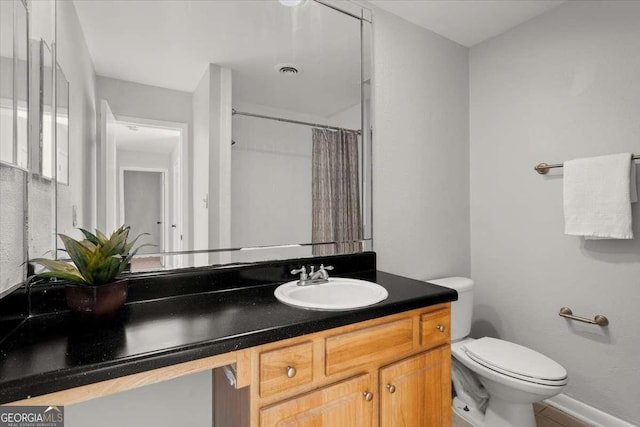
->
[[312, 128, 362, 256]]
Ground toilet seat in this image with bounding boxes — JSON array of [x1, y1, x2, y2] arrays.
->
[[463, 337, 568, 386]]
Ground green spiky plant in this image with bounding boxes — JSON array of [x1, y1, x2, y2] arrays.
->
[[32, 225, 149, 286]]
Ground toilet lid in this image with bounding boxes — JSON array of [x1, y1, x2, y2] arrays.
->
[[463, 337, 568, 385]]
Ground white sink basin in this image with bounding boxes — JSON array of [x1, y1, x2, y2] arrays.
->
[[274, 278, 388, 311]]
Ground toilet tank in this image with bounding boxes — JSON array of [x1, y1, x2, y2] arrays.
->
[[427, 277, 474, 341]]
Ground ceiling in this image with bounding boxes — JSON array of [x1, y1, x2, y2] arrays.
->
[[73, 0, 362, 117], [370, 0, 565, 47]]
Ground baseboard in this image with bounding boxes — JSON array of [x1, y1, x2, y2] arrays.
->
[[545, 394, 636, 427]]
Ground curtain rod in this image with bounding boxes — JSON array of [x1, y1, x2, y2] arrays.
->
[[535, 154, 640, 174], [232, 109, 361, 135]]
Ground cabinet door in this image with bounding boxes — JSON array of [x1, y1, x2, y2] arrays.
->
[[379, 347, 451, 427], [260, 373, 374, 427]]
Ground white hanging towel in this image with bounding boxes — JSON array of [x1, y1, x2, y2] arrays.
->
[[564, 153, 636, 239]]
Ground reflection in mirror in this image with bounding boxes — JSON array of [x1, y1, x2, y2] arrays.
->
[[56, 64, 69, 185], [27, 39, 56, 276], [28, 40, 54, 180], [0, 0, 28, 170], [53, 0, 371, 272], [40, 42, 54, 179], [14, 0, 28, 170], [0, 0, 29, 295], [0, 0, 15, 166]]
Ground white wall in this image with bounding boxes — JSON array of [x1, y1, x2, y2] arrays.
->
[[371, 8, 471, 280], [207, 65, 232, 264], [96, 76, 192, 125], [327, 103, 360, 130], [469, 2, 640, 424], [192, 67, 211, 266], [231, 102, 322, 250]]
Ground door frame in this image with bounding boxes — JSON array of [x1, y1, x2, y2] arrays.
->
[[171, 156, 182, 267], [115, 115, 189, 258], [119, 167, 169, 253]]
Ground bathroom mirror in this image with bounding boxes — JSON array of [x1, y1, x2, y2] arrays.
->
[[53, 0, 372, 270], [40, 41, 54, 180], [0, 0, 29, 296], [0, 0, 28, 171], [55, 63, 69, 185]]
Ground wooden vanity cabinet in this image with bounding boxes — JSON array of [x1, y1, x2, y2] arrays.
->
[[238, 303, 452, 427]]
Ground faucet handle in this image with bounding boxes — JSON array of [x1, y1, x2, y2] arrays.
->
[[319, 264, 334, 271], [290, 266, 307, 279]]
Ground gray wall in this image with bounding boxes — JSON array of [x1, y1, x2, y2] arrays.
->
[[469, 2, 640, 424], [372, 8, 471, 280], [66, 372, 211, 427]]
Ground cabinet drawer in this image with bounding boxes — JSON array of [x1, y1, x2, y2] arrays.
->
[[420, 310, 450, 348], [260, 342, 313, 398], [325, 318, 414, 376], [260, 373, 374, 427]]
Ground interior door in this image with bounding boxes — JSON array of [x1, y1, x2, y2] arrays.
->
[[123, 170, 163, 254]]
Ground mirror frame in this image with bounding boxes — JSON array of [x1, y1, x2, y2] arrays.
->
[[55, 62, 69, 185], [0, 0, 29, 172]]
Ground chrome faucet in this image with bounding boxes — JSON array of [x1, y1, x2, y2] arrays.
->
[[290, 264, 334, 286], [290, 266, 309, 286], [309, 264, 334, 283]]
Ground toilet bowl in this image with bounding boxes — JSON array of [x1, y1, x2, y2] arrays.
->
[[428, 277, 567, 427]]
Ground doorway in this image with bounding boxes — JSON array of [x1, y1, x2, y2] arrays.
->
[[111, 115, 187, 259], [122, 169, 166, 254]]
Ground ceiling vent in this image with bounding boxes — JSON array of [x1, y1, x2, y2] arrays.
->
[[275, 63, 302, 76], [279, 66, 298, 74]]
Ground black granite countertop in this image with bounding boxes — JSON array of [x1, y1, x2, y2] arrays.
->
[[0, 253, 456, 404]]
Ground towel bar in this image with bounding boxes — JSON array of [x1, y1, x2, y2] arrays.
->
[[559, 307, 609, 326], [535, 154, 640, 174]]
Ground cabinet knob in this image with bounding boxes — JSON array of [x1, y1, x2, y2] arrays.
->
[[286, 366, 296, 378], [363, 391, 374, 401], [385, 384, 396, 394], [436, 324, 446, 332]]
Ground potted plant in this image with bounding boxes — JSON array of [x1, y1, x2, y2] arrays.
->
[[32, 225, 149, 318]]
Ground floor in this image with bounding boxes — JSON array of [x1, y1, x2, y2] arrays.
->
[[130, 256, 163, 272], [452, 402, 593, 427]]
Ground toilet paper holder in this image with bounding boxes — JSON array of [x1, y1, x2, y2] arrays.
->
[[559, 307, 609, 326]]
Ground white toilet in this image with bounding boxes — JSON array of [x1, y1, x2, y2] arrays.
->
[[429, 277, 568, 427]]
